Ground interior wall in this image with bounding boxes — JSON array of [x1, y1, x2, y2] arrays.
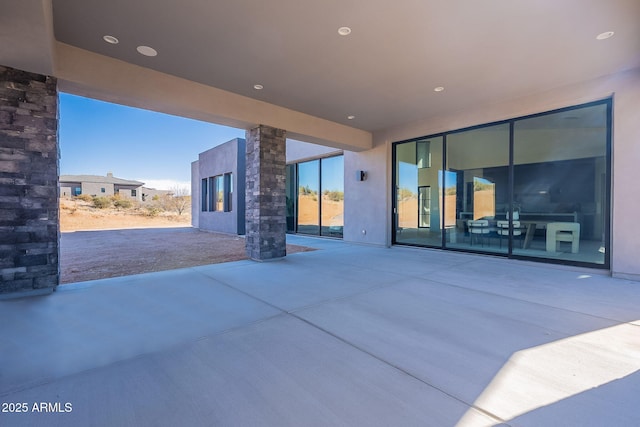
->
[[445, 128, 605, 171]]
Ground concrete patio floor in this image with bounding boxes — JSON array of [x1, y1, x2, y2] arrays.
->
[[1, 236, 639, 426]]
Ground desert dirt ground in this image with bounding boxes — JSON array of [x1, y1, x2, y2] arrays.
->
[[60, 198, 192, 231], [60, 227, 314, 284], [59, 199, 314, 284]]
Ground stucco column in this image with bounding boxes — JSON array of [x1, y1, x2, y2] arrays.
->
[[245, 125, 286, 260], [0, 65, 59, 298]]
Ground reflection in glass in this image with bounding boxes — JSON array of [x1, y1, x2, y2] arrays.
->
[[417, 140, 431, 168], [445, 124, 510, 254], [473, 177, 495, 220], [392, 100, 610, 267], [396, 142, 417, 231], [286, 164, 296, 232], [215, 175, 224, 211], [320, 156, 344, 237], [418, 186, 431, 228], [297, 160, 320, 235], [201, 178, 207, 211], [513, 103, 608, 264], [394, 137, 444, 246], [442, 170, 458, 229]]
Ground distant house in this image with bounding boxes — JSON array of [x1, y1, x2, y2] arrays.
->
[[59, 172, 171, 202]]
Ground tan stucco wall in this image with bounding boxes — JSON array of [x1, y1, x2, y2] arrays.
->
[[54, 43, 372, 153], [286, 140, 343, 164], [81, 182, 114, 197]]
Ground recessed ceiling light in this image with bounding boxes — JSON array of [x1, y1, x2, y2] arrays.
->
[[338, 27, 352, 36], [253, 84, 264, 90], [136, 45, 157, 57], [347, 115, 355, 120], [103, 35, 119, 44], [596, 31, 614, 40], [434, 86, 445, 92]]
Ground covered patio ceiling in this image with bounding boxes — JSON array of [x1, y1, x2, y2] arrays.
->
[[2, 0, 639, 148]]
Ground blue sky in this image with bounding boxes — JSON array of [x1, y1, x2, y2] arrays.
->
[[59, 93, 245, 190]]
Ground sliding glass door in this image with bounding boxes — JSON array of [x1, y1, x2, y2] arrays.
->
[[320, 155, 344, 237], [445, 124, 510, 254], [297, 160, 320, 235], [392, 100, 610, 268], [512, 103, 609, 264], [288, 155, 345, 238], [394, 137, 443, 246]]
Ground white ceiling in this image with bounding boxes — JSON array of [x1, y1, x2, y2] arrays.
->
[[4, 1, 640, 134]]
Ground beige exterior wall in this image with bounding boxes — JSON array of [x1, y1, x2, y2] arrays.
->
[[54, 43, 372, 152], [286, 140, 342, 163], [367, 69, 640, 279], [60, 186, 73, 198], [140, 187, 171, 202], [81, 182, 114, 197], [114, 184, 142, 200]]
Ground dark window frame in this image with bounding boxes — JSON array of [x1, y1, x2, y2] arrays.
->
[[201, 178, 208, 211], [391, 98, 612, 270]]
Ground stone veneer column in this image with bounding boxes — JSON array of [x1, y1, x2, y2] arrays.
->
[[0, 65, 59, 298], [245, 125, 286, 260]]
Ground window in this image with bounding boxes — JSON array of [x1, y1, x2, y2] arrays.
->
[[73, 187, 81, 196], [224, 173, 233, 212], [286, 164, 297, 233], [100, 187, 105, 193], [392, 100, 611, 268], [297, 160, 320, 235], [320, 155, 344, 237], [287, 155, 344, 237], [131, 189, 137, 197], [215, 175, 224, 211], [208, 177, 215, 211], [202, 174, 233, 213], [201, 178, 208, 211]]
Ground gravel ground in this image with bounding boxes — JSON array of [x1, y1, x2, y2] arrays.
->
[[60, 227, 314, 284]]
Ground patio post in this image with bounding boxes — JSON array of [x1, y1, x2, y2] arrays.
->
[[245, 124, 286, 260], [0, 65, 59, 298]]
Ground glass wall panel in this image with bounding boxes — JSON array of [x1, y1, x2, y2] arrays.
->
[[445, 124, 510, 253], [228, 173, 233, 211], [208, 177, 215, 211], [286, 164, 297, 233], [297, 159, 320, 235], [394, 137, 444, 246], [201, 178, 207, 211], [320, 156, 344, 237], [215, 175, 224, 211], [513, 103, 608, 264], [392, 100, 610, 268]]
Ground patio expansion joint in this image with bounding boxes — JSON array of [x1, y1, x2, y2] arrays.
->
[[192, 269, 506, 424], [193, 267, 406, 315], [290, 313, 508, 425]]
